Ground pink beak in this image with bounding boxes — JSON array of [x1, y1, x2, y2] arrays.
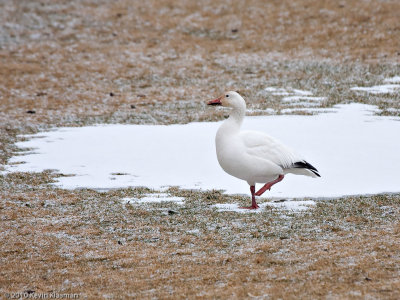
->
[[207, 96, 222, 106]]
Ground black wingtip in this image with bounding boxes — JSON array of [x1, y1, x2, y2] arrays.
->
[[311, 169, 321, 177], [293, 160, 321, 177]]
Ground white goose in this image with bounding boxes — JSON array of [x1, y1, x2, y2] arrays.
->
[[208, 91, 320, 209]]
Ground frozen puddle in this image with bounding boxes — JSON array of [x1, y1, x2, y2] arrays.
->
[[6, 103, 400, 198], [214, 200, 316, 213], [122, 193, 185, 205]]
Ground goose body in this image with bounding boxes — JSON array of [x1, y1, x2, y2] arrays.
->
[[208, 91, 320, 209]]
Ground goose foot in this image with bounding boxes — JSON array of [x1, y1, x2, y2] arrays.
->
[[255, 175, 285, 196], [240, 185, 260, 209], [240, 204, 259, 209]]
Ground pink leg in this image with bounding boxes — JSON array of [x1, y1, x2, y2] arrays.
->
[[240, 185, 259, 209], [255, 175, 284, 196]]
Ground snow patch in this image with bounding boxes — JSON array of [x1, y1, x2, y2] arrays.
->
[[267, 200, 316, 211], [214, 203, 262, 213], [280, 107, 338, 114], [264, 87, 312, 96], [383, 76, 400, 83], [214, 200, 316, 213], [264, 86, 325, 110], [292, 89, 313, 96], [247, 108, 276, 114], [6, 103, 400, 198], [264, 87, 292, 96], [281, 96, 326, 103], [122, 193, 185, 205], [351, 77, 400, 94], [351, 84, 400, 94], [385, 108, 400, 113]]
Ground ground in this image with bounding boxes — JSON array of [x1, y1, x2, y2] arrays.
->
[[1, 0, 400, 299]]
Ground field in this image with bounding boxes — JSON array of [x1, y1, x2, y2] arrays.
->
[[1, 0, 400, 299]]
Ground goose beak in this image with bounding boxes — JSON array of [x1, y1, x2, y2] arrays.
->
[[207, 96, 222, 106]]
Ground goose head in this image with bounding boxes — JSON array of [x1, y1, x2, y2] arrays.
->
[[207, 91, 246, 112]]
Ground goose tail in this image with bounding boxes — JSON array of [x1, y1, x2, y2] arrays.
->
[[287, 160, 321, 177]]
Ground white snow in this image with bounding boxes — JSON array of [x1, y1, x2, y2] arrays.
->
[[264, 87, 292, 96], [213, 203, 262, 213], [6, 103, 400, 198], [264, 87, 313, 96], [264, 87, 325, 108], [383, 76, 400, 83], [247, 108, 276, 114], [281, 96, 326, 103], [122, 193, 185, 205], [351, 84, 400, 94], [280, 107, 338, 114], [286, 101, 321, 107], [267, 200, 316, 211], [214, 200, 316, 213], [292, 89, 313, 96], [385, 108, 400, 113]]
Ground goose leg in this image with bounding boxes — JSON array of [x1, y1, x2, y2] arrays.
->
[[240, 185, 259, 209], [255, 175, 284, 196]]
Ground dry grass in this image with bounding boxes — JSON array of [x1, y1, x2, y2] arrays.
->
[[1, 173, 400, 298], [1, 0, 400, 299]]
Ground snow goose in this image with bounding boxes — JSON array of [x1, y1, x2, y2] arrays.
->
[[208, 91, 320, 209]]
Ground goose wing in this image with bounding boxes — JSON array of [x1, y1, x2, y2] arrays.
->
[[239, 130, 302, 169]]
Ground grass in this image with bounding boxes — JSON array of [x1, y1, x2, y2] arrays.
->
[[1, 0, 400, 298], [1, 172, 399, 298]]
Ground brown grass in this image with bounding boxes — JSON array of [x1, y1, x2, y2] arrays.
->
[[1, 0, 400, 299], [1, 0, 399, 128], [1, 173, 400, 298]]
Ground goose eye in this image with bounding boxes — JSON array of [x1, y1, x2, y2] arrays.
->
[[226, 94, 229, 98]]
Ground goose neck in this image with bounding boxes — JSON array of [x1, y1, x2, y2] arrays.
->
[[221, 109, 244, 132]]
